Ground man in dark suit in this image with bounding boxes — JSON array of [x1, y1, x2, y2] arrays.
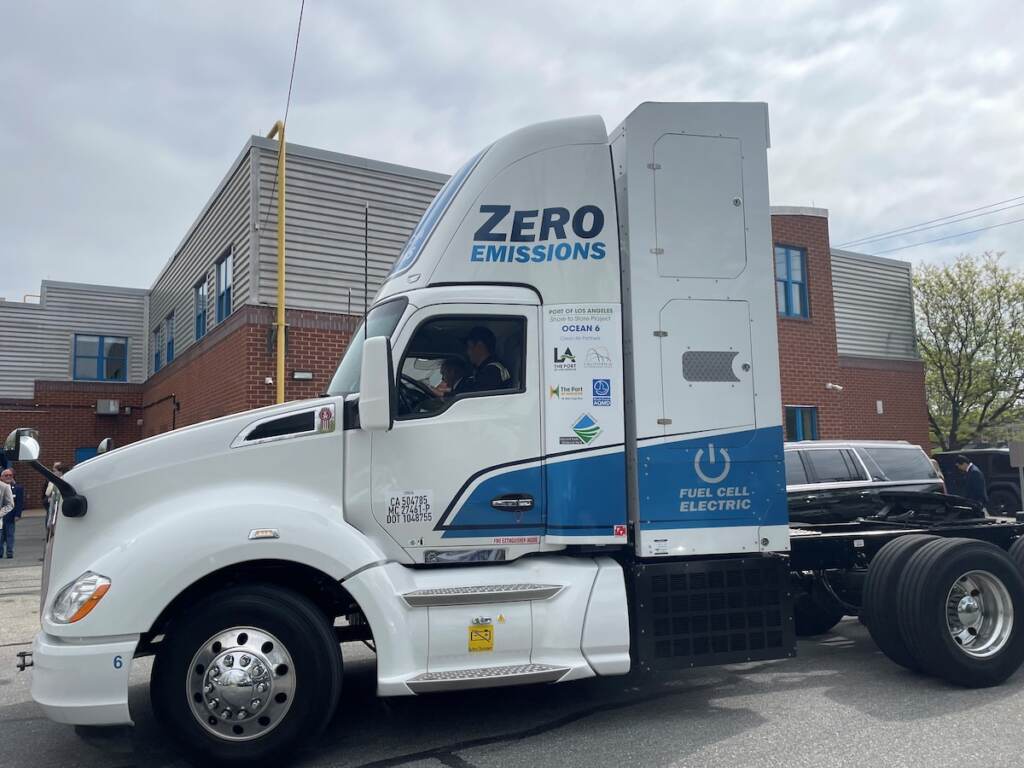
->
[[955, 454, 989, 509], [0, 467, 24, 558]]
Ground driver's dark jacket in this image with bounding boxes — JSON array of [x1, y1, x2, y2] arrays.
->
[[460, 356, 511, 394]]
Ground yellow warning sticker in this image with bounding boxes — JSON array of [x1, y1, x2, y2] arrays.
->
[[468, 624, 494, 652]]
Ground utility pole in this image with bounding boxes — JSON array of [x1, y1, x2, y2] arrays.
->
[[266, 121, 287, 404]]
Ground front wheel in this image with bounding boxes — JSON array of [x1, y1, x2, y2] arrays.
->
[[151, 585, 342, 765]]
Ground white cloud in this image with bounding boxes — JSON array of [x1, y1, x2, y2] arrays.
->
[[3, 0, 1024, 300]]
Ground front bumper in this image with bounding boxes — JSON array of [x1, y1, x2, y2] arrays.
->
[[29, 631, 139, 726]]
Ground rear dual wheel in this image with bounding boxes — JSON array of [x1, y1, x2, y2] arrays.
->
[[794, 579, 846, 636], [896, 538, 1024, 688], [864, 536, 1024, 687], [861, 534, 938, 670]]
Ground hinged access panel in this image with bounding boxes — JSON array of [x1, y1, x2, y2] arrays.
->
[[658, 299, 755, 435], [653, 134, 747, 279]]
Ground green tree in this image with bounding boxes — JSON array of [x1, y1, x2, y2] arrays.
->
[[915, 253, 1024, 450]]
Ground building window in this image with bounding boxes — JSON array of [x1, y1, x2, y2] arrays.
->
[[785, 405, 818, 441], [74, 447, 98, 464], [216, 250, 233, 322], [194, 279, 208, 340], [775, 245, 809, 318], [73, 334, 128, 382], [153, 327, 162, 373], [165, 312, 175, 364]]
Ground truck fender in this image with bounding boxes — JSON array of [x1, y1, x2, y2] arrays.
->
[[43, 490, 391, 639]]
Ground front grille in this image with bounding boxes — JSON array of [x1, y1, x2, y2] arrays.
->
[[632, 555, 795, 671]]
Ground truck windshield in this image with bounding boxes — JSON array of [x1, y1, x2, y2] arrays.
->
[[327, 297, 409, 395], [385, 146, 488, 280]]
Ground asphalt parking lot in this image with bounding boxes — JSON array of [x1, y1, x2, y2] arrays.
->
[[4, 513, 1024, 768]]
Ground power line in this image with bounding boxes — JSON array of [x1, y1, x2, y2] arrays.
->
[[837, 194, 1024, 247], [871, 215, 1024, 255], [843, 199, 1024, 248], [260, 0, 306, 233]]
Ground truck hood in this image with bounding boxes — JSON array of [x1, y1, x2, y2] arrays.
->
[[63, 397, 329, 495]]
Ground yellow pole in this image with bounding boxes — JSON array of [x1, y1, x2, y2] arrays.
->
[[266, 121, 286, 404]]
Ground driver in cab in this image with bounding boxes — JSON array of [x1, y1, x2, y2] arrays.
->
[[463, 326, 511, 393], [431, 357, 469, 399]]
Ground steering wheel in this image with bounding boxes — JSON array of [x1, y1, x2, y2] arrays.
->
[[398, 373, 438, 414]]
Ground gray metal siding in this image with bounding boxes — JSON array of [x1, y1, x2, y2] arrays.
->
[[148, 148, 252, 360], [831, 249, 917, 359], [254, 140, 446, 314], [0, 281, 148, 399]]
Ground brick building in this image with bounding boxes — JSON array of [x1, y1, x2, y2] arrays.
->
[[1, 141, 929, 502], [770, 207, 928, 450]]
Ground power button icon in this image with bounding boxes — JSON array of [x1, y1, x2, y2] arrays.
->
[[694, 443, 731, 483]]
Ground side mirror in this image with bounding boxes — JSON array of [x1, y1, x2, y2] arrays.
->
[[358, 336, 395, 431], [97, 437, 114, 455], [3, 428, 41, 462]]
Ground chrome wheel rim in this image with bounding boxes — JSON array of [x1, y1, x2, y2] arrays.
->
[[186, 627, 296, 742], [946, 570, 1014, 659]]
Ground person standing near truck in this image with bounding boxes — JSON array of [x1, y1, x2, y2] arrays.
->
[[955, 454, 989, 509], [0, 468, 19, 558]]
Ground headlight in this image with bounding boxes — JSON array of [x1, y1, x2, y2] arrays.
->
[[48, 572, 111, 624]]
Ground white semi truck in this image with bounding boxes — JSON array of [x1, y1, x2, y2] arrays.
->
[[9, 102, 1024, 765]]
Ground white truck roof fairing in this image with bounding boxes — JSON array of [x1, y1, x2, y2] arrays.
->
[[377, 114, 621, 306], [610, 102, 787, 558]]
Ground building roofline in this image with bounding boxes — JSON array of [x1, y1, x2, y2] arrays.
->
[[148, 139, 257, 292], [147, 136, 449, 294], [770, 205, 828, 218], [831, 247, 912, 270], [249, 136, 450, 184], [41, 279, 149, 295]]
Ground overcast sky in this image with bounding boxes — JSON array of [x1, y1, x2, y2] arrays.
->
[[3, 0, 1023, 300]]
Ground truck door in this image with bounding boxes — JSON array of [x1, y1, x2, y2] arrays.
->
[[369, 303, 544, 562]]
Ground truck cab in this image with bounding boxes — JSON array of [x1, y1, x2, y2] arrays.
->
[[12, 102, 793, 764]]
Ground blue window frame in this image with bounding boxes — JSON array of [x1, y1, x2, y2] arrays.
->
[[216, 251, 233, 322], [785, 406, 819, 441], [73, 334, 128, 382], [74, 447, 98, 464], [194, 279, 208, 340], [775, 245, 809, 318], [165, 313, 175, 364], [153, 328, 162, 373]]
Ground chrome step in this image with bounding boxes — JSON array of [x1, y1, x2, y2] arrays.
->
[[401, 583, 563, 607], [407, 663, 569, 693]]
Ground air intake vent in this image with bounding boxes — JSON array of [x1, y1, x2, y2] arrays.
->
[[681, 351, 740, 382], [246, 411, 315, 441]]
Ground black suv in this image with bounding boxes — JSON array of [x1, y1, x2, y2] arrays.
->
[[934, 448, 1022, 516]]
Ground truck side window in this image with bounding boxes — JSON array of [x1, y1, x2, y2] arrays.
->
[[395, 316, 526, 418]]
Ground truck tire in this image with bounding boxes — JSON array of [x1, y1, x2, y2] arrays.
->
[[1008, 537, 1024, 572], [896, 538, 1024, 688], [861, 534, 937, 670], [151, 584, 343, 765], [989, 487, 1021, 517], [794, 581, 845, 636]]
